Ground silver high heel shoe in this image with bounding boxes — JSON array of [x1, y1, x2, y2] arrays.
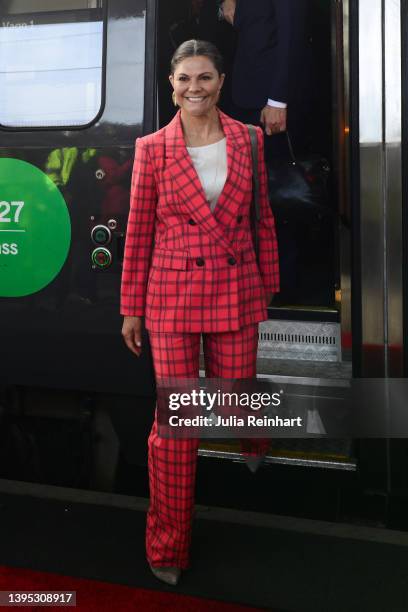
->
[[149, 563, 181, 586], [245, 455, 265, 473]]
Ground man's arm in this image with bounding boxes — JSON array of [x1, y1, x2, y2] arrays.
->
[[224, 0, 291, 133], [260, 0, 292, 134], [268, 0, 292, 103]]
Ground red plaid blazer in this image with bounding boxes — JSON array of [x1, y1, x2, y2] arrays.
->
[[120, 109, 279, 333]]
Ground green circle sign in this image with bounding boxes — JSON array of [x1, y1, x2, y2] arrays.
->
[[0, 158, 71, 297]]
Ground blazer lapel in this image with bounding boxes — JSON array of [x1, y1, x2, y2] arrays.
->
[[214, 111, 252, 225], [164, 110, 251, 255]]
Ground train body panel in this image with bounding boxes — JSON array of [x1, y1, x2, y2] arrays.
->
[[0, 0, 155, 395]]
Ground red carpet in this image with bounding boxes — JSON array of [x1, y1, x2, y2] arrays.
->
[[0, 566, 265, 611]]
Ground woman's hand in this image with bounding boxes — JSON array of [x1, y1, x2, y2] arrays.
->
[[122, 316, 143, 357], [265, 292, 274, 307]]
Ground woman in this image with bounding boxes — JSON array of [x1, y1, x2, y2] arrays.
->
[[121, 40, 279, 586]]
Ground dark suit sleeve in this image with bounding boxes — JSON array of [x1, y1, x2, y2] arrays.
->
[[267, 0, 291, 103], [232, 0, 295, 108]]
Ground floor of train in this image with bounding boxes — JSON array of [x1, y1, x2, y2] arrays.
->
[[0, 489, 407, 612]]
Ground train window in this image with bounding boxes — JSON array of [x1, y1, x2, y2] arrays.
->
[[0, 0, 105, 128]]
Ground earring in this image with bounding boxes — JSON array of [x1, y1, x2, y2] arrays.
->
[[172, 91, 178, 107]]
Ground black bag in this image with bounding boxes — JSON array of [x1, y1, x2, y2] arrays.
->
[[267, 133, 331, 223]]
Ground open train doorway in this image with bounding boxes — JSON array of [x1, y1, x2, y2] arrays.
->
[[154, 0, 353, 468]]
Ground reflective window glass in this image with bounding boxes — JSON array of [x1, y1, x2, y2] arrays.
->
[[0, 1, 104, 127]]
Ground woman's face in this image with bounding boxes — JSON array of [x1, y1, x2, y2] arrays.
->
[[169, 55, 225, 117]]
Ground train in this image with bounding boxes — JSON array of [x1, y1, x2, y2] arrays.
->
[[0, 0, 407, 527]]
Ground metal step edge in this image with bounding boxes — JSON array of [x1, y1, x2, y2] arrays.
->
[[198, 448, 357, 471], [199, 369, 350, 388]]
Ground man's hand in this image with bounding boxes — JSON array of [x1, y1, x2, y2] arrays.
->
[[221, 0, 236, 25], [260, 106, 287, 136], [122, 316, 143, 357]]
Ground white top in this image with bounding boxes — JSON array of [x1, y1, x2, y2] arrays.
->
[[187, 138, 227, 212]]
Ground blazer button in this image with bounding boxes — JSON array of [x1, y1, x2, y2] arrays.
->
[[188, 218, 197, 226], [237, 215, 243, 224], [228, 256, 236, 266], [196, 257, 205, 267]]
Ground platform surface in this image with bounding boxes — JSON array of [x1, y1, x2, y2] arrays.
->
[[0, 485, 407, 612]]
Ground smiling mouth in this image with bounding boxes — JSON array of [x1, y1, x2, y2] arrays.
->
[[185, 96, 207, 103]]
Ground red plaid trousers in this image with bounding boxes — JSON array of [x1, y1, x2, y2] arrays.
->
[[146, 324, 269, 569]]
